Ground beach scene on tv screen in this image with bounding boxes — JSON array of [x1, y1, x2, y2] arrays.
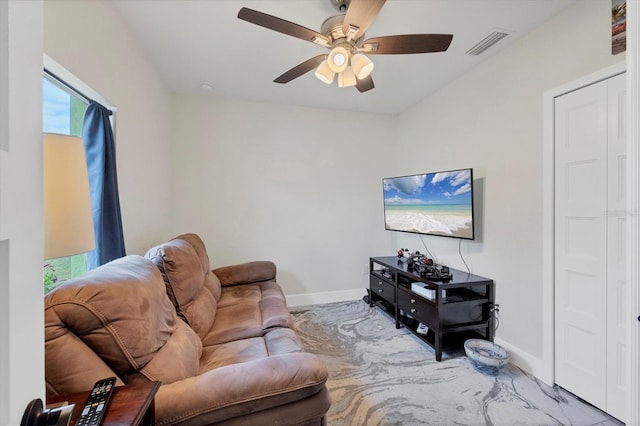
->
[[384, 169, 473, 239]]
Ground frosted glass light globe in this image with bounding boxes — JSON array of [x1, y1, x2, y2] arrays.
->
[[327, 46, 349, 73]]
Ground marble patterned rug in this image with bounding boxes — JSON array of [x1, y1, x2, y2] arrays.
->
[[290, 300, 621, 426]]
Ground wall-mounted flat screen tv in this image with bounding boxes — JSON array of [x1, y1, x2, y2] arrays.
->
[[383, 168, 474, 240]]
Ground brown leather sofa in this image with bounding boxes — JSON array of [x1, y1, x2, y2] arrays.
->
[[45, 233, 331, 425]]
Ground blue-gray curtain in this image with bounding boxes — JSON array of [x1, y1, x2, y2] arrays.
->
[[82, 101, 126, 269]]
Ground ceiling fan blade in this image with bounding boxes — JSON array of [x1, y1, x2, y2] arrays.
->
[[362, 34, 453, 55], [274, 55, 327, 84], [238, 8, 330, 46], [356, 75, 374, 93], [342, 0, 386, 41]]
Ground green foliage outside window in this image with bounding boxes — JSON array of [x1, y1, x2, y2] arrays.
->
[[44, 255, 88, 293]]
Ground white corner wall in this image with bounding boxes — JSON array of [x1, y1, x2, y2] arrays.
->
[[43, 0, 173, 255], [395, 0, 624, 376], [0, 1, 45, 424], [171, 95, 396, 302]]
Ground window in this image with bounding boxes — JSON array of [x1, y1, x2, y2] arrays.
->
[[43, 73, 89, 292]]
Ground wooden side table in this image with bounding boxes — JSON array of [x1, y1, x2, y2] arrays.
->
[[47, 381, 160, 426]]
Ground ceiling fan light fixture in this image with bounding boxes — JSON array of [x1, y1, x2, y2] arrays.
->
[[315, 60, 335, 84], [338, 66, 357, 88], [350, 53, 374, 79], [237, 2, 454, 93], [327, 46, 350, 73]]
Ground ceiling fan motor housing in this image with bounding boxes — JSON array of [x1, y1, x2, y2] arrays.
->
[[321, 14, 346, 42], [321, 14, 363, 48]]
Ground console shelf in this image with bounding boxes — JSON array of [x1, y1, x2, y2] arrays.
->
[[369, 256, 495, 361]]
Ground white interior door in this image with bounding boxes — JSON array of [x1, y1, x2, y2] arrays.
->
[[554, 79, 608, 411], [554, 73, 627, 419], [605, 73, 627, 420]]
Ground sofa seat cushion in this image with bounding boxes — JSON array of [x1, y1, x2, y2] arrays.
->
[[45, 255, 202, 386], [153, 352, 329, 426], [198, 328, 304, 373], [201, 282, 294, 346], [216, 280, 286, 309], [217, 281, 292, 329]]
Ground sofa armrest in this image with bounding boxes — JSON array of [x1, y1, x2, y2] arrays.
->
[[153, 352, 328, 425], [212, 261, 276, 286]]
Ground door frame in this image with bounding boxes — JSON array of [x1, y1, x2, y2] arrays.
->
[[542, 60, 632, 418]]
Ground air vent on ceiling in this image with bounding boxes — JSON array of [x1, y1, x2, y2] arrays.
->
[[466, 28, 513, 56]]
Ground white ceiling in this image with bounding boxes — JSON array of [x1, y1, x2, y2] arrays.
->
[[112, 0, 577, 115]]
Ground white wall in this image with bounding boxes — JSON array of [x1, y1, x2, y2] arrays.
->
[[43, 0, 173, 255], [395, 0, 624, 372], [0, 1, 45, 424], [171, 95, 396, 303]]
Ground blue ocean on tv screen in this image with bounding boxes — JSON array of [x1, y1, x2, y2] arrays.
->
[[383, 169, 473, 239]]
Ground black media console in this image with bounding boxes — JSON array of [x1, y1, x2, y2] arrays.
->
[[369, 256, 495, 361]]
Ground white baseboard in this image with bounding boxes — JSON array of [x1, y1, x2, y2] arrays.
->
[[494, 337, 553, 386], [286, 288, 367, 307]]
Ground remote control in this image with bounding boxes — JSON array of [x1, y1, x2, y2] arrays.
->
[[75, 377, 116, 426]]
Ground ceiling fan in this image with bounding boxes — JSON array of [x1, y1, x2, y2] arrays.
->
[[237, 0, 453, 93]]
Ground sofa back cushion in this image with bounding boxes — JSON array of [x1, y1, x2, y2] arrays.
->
[[45, 255, 202, 387], [145, 235, 220, 340], [176, 233, 222, 301]]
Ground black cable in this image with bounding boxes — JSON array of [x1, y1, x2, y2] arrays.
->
[[418, 235, 435, 262], [458, 239, 471, 275]]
